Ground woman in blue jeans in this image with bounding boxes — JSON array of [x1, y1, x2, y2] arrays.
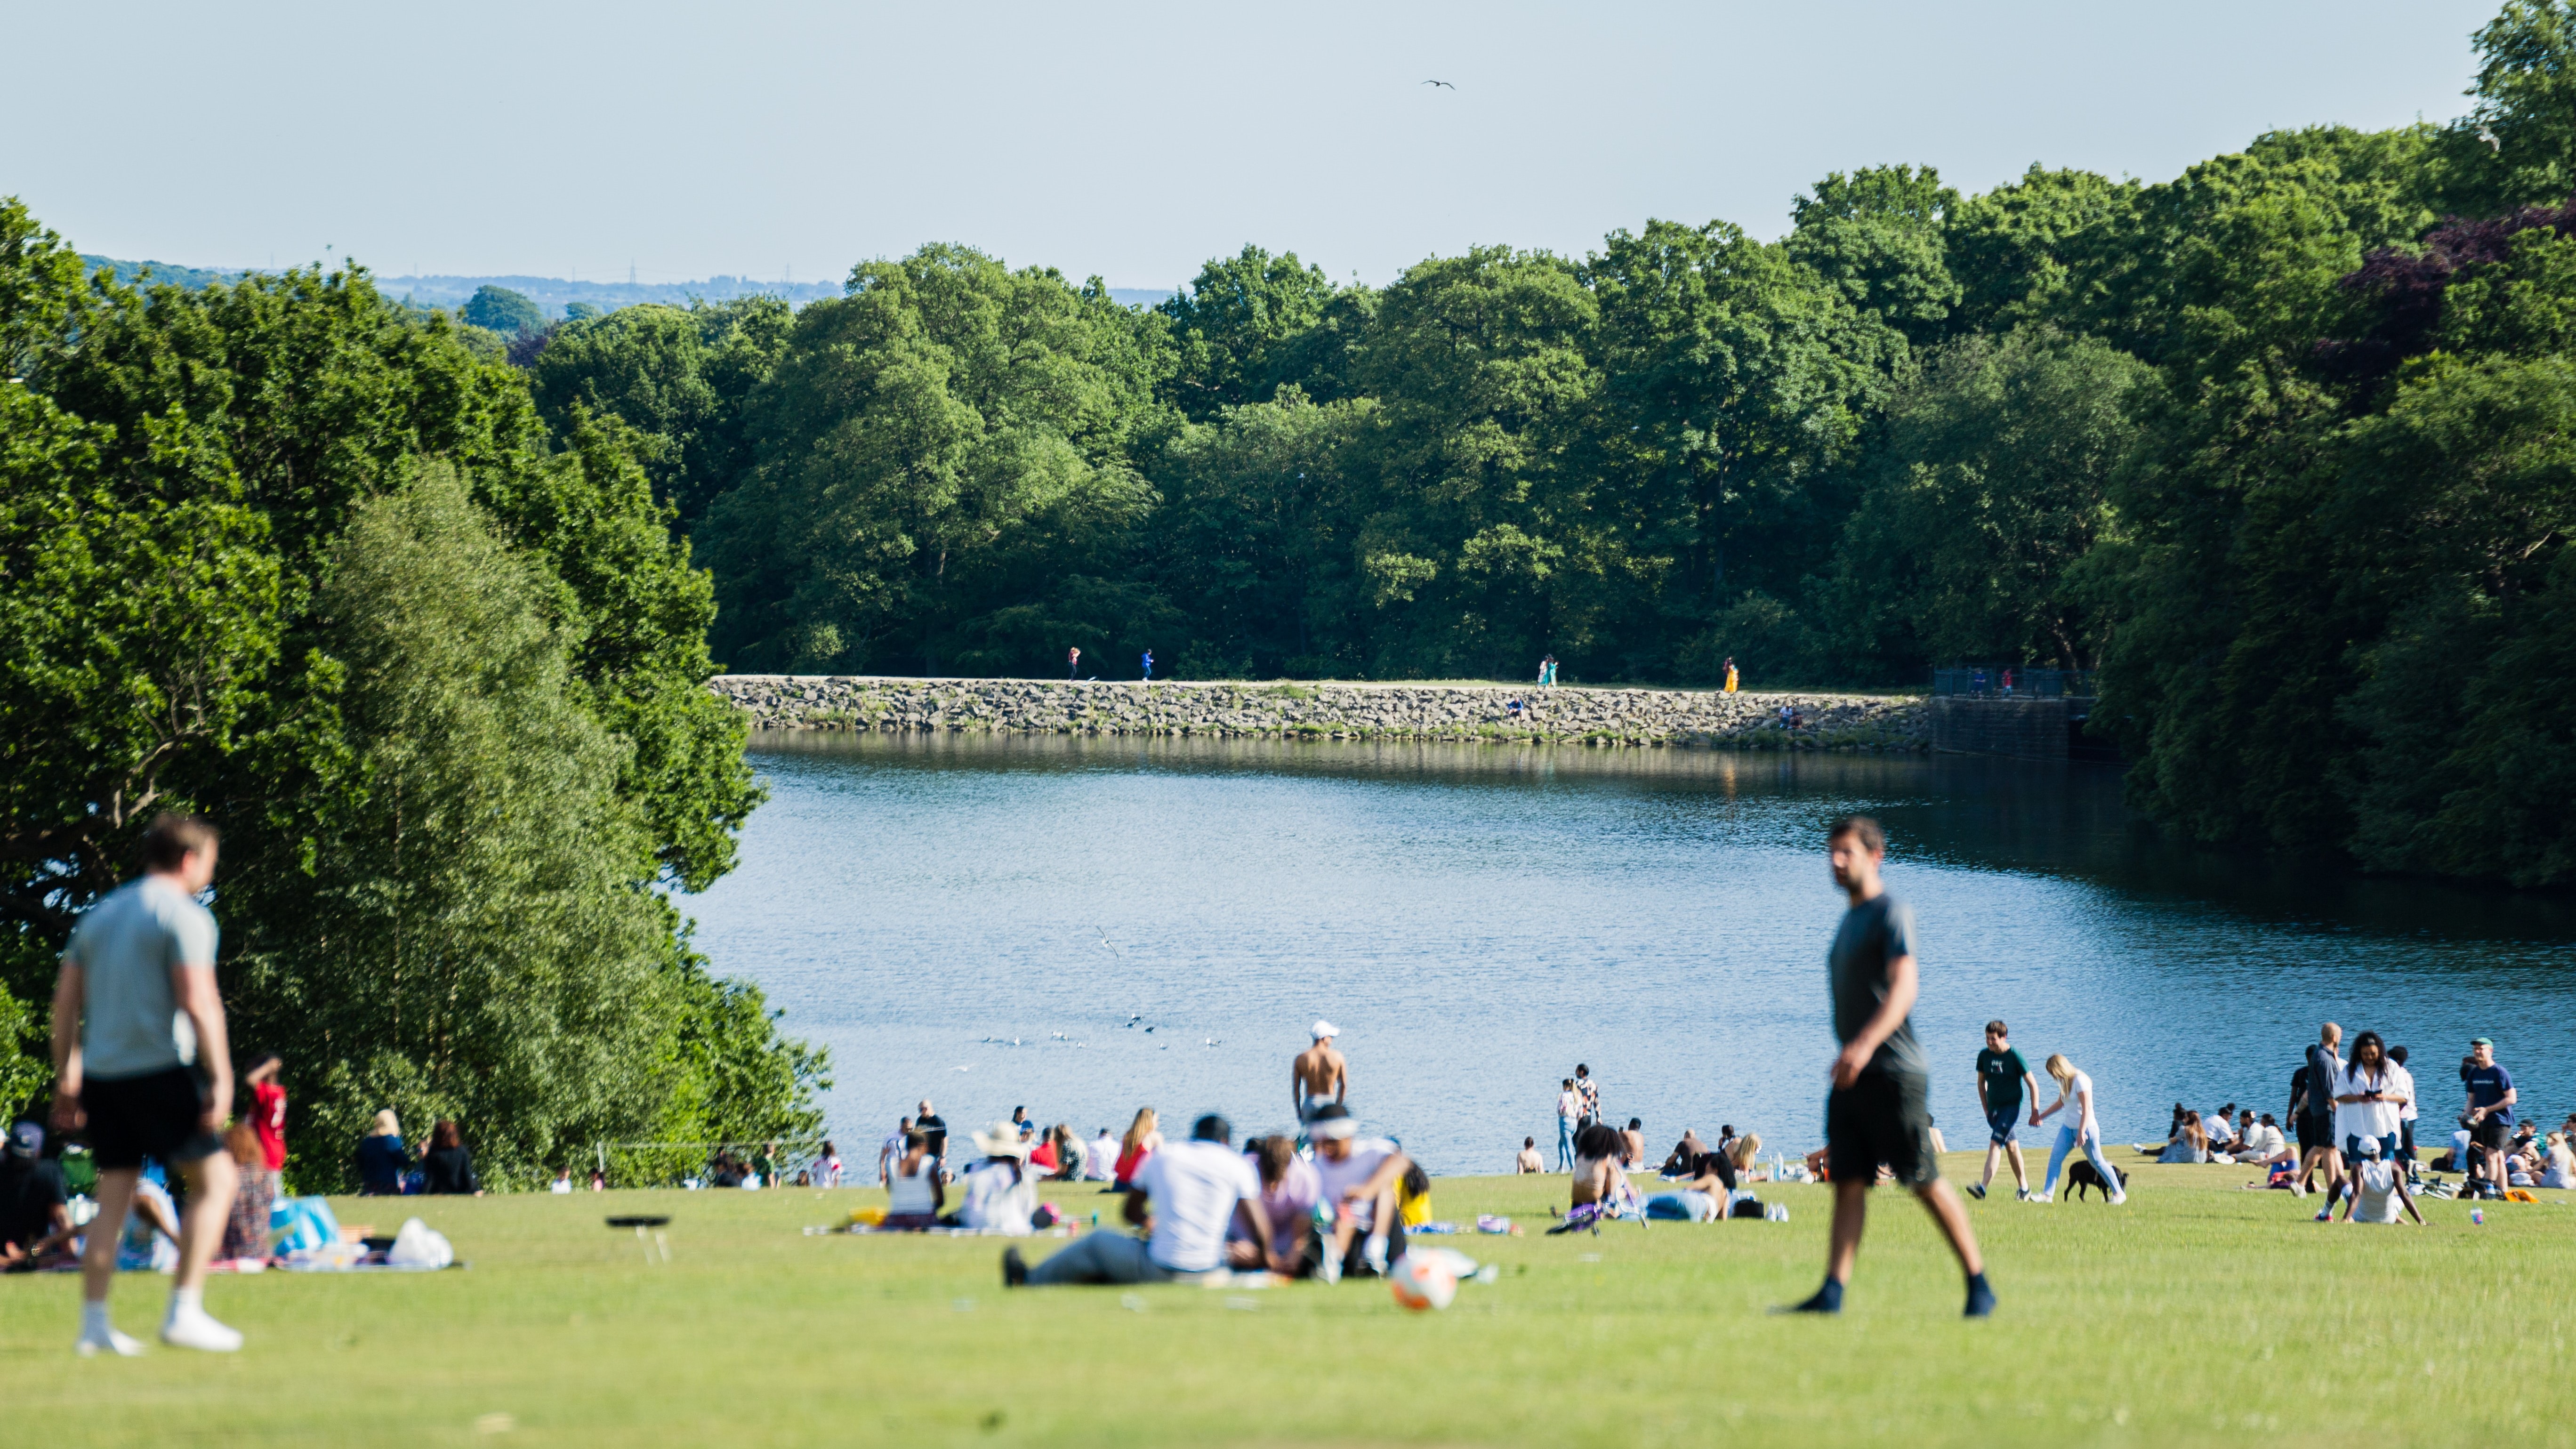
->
[[2033, 1053, 2125, 1204]]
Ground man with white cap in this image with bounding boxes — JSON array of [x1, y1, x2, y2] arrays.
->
[[1304, 1104, 1409, 1282], [2333, 1135, 2422, 1225], [1292, 1021, 1346, 1126]]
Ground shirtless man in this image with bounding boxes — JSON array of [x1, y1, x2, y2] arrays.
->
[[1292, 1021, 1346, 1124]]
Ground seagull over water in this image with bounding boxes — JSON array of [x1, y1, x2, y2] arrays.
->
[[1423, 79, 1454, 89]]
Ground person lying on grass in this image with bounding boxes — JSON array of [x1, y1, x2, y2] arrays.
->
[[1003, 1113, 1267, 1287]]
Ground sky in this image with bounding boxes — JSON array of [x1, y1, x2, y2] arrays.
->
[[3, 0, 2505, 292]]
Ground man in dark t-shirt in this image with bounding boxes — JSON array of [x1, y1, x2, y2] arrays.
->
[[1779, 817, 1992, 1320], [914, 1099, 949, 1174], [2298, 1024, 2343, 1198], [1971, 1022, 2042, 1200], [2463, 1038, 2517, 1199]]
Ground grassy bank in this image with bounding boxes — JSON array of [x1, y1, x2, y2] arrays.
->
[[2, 1155, 2568, 1446]]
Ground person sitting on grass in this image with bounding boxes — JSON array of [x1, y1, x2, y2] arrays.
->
[[1515, 1137, 1545, 1174], [217, 1124, 275, 1264], [1569, 1123, 1631, 1210], [1728, 1133, 1764, 1181], [2541, 1133, 2576, 1191], [1305, 1106, 1414, 1281], [0, 1121, 77, 1272], [881, 1131, 943, 1230], [2159, 1114, 2209, 1164], [1647, 1135, 1744, 1221], [1004, 1114, 1263, 1288], [1620, 1119, 1648, 1171], [355, 1110, 411, 1196], [2333, 1137, 2423, 1225], [422, 1120, 481, 1197], [1230, 1136, 1317, 1275], [1658, 1129, 1709, 1177], [1040, 1126, 1083, 1183], [955, 1123, 1036, 1233], [1112, 1109, 1161, 1191]]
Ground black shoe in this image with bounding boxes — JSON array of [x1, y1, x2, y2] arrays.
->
[[1964, 1277, 1996, 1318], [1002, 1248, 1027, 1288], [1769, 1283, 1843, 1315], [1964, 1183, 1986, 1200]]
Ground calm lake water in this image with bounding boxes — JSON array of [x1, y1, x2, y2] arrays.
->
[[682, 732, 2576, 1175]]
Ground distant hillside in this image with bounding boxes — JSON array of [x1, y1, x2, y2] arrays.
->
[[81, 257, 1178, 317]]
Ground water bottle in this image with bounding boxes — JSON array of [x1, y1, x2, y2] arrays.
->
[[2471, 1208, 2485, 1225]]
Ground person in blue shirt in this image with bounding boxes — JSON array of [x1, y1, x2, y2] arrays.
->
[[2463, 1037, 2517, 1199], [1141, 650, 1154, 682]]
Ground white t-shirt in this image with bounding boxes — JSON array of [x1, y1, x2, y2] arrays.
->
[[2201, 1113, 2234, 1143], [1557, 1090, 1579, 1120], [2391, 1065, 2418, 1123], [1312, 1138, 1401, 1232], [2335, 1062, 2404, 1140], [1084, 1134, 1119, 1181], [2244, 1122, 2286, 1159], [2053, 1073, 2099, 1138], [1131, 1140, 1259, 1272], [959, 1160, 1034, 1234], [2348, 1159, 2403, 1224]]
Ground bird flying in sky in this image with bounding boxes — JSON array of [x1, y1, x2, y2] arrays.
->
[[1423, 80, 1454, 89]]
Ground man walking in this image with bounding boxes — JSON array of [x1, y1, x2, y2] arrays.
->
[[1067, 646, 1081, 680], [1292, 1022, 1346, 1125], [1573, 1064, 1600, 1128], [1779, 817, 1992, 1318], [1140, 649, 1154, 682], [2296, 1024, 2344, 1199], [49, 814, 243, 1354], [1555, 1078, 1581, 1171], [2463, 1037, 2517, 1199], [1969, 1021, 2042, 1200]]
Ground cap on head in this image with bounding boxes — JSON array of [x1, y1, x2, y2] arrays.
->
[[2354, 1135, 2382, 1158], [6, 1121, 40, 1158], [1306, 1103, 1358, 1140], [2471, 1036, 2495, 1048], [1311, 1020, 1338, 1041]]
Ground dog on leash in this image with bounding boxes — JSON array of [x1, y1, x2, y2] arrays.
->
[[2066, 1159, 2128, 1201]]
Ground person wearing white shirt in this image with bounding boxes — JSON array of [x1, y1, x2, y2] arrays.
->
[[2200, 1106, 2238, 1152], [2033, 1054, 2124, 1204], [958, 1123, 1038, 1234], [1083, 1129, 1119, 1182], [2387, 1045, 2420, 1171], [1304, 1105, 1412, 1282], [1007, 1114, 1264, 1287], [2241, 1115, 2289, 1164], [1555, 1079, 1581, 1171], [2334, 1137, 2422, 1225], [2332, 1033, 2407, 1163]]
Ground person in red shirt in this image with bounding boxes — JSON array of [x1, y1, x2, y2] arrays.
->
[[244, 1055, 286, 1191]]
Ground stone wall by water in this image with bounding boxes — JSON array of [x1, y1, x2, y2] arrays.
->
[[708, 676, 1928, 751]]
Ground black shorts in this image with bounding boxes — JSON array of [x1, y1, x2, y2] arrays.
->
[[83, 1067, 222, 1170], [1826, 1071, 1939, 1187], [2471, 1115, 2512, 1152], [2296, 1116, 2332, 1153]]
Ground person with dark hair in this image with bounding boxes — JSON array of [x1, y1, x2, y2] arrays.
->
[[422, 1120, 481, 1196], [2295, 1023, 2345, 1199], [1304, 1105, 1413, 1282], [1006, 1112, 1263, 1287], [2331, 1031, 2406, 1218], [0, 1122, 76, 1271], [1970, 1020, 2041, 1200], [1230, 1135, 1319, 1274], [1621, 1118, 1647, 1171], [50, 812, 243, 1354], [2387, 1046, 2419, 1174], [883, 1130, 942, 1229], [2463, 1038, 2517, 1200], [1516, 1136, 1545, 1174], [244, 1055, 287, 1193], [1568, 1122, 1630, 1210], [1573, 1064, 1599, 1127], [1779, 816, 1992, 1319], [1554, 1078, 1580, 1170]]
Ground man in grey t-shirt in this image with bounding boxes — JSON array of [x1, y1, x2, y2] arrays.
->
[[1779, 816, 1992, 1319], [50, 814, 243, 1356]]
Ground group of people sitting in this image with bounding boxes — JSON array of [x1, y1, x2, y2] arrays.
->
[[354, 1111, 482, 1197], [2157, 1103, 2292, 1167], [998, 1103, 1424, 1287], [1551, 1121, 1768, 1225]]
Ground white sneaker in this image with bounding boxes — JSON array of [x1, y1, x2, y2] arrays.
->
[[1317, 1251, 1341, 1286], [2108, 1192, 2128, 1206], [75, 1327, 146, 1358], [161, 1307, 243, 1353], [2028, 1192, 2053, 1204]]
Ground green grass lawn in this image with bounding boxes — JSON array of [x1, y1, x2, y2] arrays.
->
[[2, 1154, 2570, 1447]]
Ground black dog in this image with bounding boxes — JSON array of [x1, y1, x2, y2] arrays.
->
[[2065, 1159, 2128, 1201]]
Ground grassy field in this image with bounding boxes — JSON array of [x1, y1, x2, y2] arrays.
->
[[2, 1154, 2569, 1447]]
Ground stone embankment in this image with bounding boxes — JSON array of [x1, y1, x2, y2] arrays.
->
[[708, 676, 1927, 751]]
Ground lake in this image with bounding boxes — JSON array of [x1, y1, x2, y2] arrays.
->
[[681, 732, 2576, 1175]]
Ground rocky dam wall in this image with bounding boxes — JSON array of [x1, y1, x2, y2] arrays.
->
[[708, 676, 1929, 751]]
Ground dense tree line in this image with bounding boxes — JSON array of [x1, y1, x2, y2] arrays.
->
[[512, 3, 2574, 888], [1, 208, 823, 1183]]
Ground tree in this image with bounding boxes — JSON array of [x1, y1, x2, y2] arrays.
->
[[699, 245, 1172, 676], [1784, 165, 1963, 349], [461, 284, 543, 337], [1157, 246, 1343, 419]]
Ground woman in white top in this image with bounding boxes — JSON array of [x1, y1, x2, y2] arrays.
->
[[2033, 1054, 2125, 1204], [2542, 1132, 2576, 1191], [882, 1130, 943, 1230], [2331, 1031, 2406, 1159]]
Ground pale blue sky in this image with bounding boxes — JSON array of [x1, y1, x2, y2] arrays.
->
[[3, 0, 2504, 290]]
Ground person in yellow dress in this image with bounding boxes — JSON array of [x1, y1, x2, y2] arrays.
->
[[1723, 657, 1739, 694]]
